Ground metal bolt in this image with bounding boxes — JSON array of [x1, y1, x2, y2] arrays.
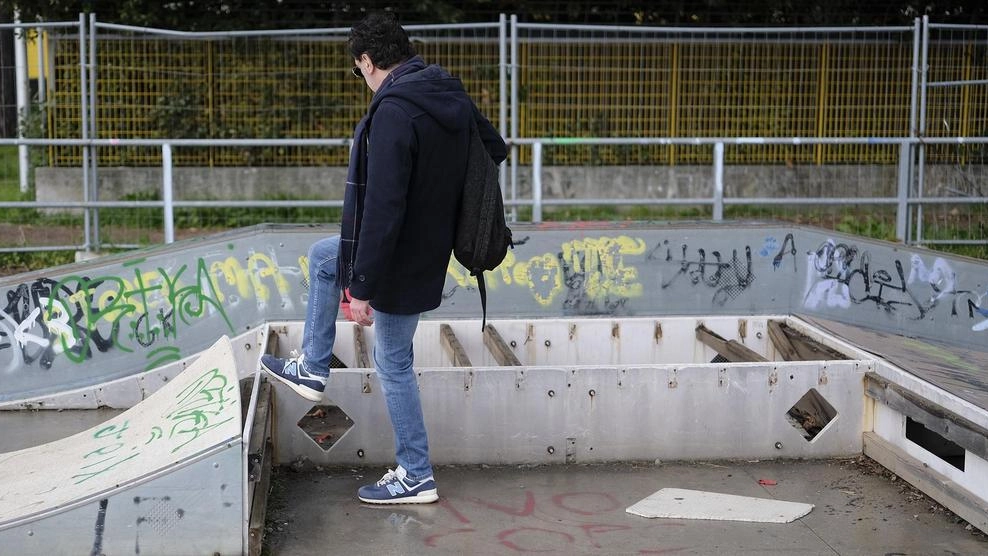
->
[[357, 449, 365, 458], [544, 339, 551, 347], [775, 441, 783, 450], [510, 340, 517, 347], [547, 390, 555, 398], [588, 389, 596, 397], [547, 446, 555, 454]]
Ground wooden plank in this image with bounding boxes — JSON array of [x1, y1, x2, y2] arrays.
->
[[247, 436, 273, 556], [247, 381, 273, 556], [865, 372, 988, 461], [247, 382, 272, 478], [863, 432, 988, 534], [484, 324, 522, 366], [768, 320, 802, 361], [440, 324, 472, 367], [353, 326, 371, 368], [695, 324, 767, 363], [785, 325, 848, 361]]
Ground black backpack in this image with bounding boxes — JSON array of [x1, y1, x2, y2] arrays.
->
[[454, 121, 513, 330]]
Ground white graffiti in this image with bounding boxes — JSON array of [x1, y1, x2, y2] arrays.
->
[[0, 308, 50, 372], [970, 290, 988, 332], [907, 255, 956, 308], [802, 239, 852, 309]]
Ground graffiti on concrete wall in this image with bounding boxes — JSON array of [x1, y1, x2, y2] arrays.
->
[[447, 235, 646, 315], [0, 247, 301, 374], [649, 239, 756, 306], [2, 229, 987, 397], [801, 238, 988, 330]]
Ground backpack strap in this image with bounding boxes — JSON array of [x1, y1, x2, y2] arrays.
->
[[475, 270, 488, 332]]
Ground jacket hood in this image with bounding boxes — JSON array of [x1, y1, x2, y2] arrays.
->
[[369, 56, 473, 132]]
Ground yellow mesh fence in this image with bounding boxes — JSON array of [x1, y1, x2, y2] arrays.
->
[[44, 29, 987, 168]]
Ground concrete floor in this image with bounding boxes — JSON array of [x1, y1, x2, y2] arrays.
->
[[263, 458, 987, 556]]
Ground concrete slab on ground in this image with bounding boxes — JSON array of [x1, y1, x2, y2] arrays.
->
[[264, 459, 988, 555]]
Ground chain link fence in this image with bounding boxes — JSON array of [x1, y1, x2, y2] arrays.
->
[[0, 15, 985, 261]]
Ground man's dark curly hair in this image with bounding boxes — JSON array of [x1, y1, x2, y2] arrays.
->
[[347, 12, 416, 69]]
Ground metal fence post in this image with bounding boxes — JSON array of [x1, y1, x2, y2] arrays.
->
[[896, 141, 910, 242], [906, 17, 921, 245], [509, 14, 519, 223], [162, 144, 175, 244], [89, 13, 101, 250], [713, 142, 724, 221], [78, 13, 92, 252], [13, 12, 29, 194], [532, 141, 543, 223], [498, 14, 508, 200], [915, 15, 930, 244]]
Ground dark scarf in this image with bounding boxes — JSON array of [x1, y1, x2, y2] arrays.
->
[[337, 57, 426, 292], [337, 115, 369, 292]]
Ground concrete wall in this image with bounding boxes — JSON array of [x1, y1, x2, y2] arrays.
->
[[2, 222, 987, 403], [38, 164, 985, 204], [36, 167, 350, 203]]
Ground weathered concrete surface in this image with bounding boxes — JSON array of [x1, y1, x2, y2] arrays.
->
[[4, 223, 988, 406], [264, 460, 988, 555], [36, 164, 987, 203], [0, 337, 244, 555]]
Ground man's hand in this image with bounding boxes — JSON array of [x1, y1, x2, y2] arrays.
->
[[348, 296, 374, 326]]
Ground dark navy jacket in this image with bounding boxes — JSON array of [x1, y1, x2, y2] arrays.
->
[[347, 58, 507, 314]]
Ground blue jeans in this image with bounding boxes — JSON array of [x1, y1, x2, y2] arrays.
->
[[373, 309, 433, 481], [302, 236, 342, 377], [303, 235, 433, 481]]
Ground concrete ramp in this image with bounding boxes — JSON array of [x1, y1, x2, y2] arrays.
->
[[0, 337, 244, 555]]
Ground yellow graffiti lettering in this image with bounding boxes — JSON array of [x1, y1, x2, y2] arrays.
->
[[299, 255, 310, 284], [210, 257, 249, 303], [516, 252, 563, 306], [496, 250, 516, 285], [446, 259, 476, 289], [560, 236, 644, 300], [248, 253, 290, 302], [445, 235, 645, 307]]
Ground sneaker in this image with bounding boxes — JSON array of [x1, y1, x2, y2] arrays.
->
[[358, 466, 438, 505], [260, 351, 327, 402]]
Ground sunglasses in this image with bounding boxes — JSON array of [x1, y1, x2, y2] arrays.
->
[[351, 66, 362, 78]]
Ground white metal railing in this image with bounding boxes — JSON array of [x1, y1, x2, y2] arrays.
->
[[2, 135, 986, 250]]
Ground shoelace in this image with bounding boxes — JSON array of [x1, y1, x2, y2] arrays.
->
[[375, 468, 398, 486]]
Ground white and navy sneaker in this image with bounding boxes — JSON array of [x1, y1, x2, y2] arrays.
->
[[358, 466, 439, 505], [260, 351, 327, 402]]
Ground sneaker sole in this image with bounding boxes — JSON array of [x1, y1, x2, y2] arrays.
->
[[358, 489, 439, 505], [260, 364, 324, 402]]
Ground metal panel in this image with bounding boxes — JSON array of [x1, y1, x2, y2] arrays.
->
[[272, 359, 865, 465]]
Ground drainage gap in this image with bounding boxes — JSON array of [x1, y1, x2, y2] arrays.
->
[[905, 417, 965, 471]]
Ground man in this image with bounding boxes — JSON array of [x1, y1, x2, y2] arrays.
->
[[260, 12, 507, 505]]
